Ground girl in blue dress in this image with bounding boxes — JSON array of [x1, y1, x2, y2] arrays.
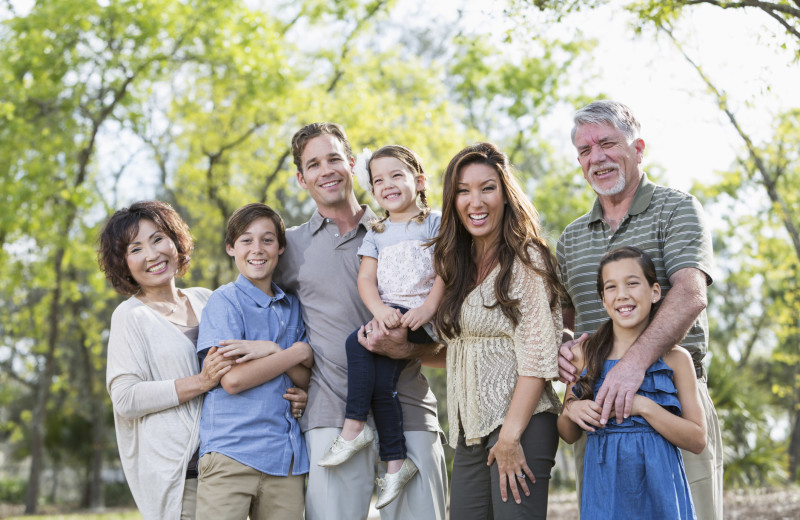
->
[[557, 246, 706, 519]]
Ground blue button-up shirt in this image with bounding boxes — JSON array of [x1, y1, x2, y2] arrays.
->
[[197, 274, 308, 476]]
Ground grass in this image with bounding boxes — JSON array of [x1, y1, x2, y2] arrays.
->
[[4, 511, 141, 520]]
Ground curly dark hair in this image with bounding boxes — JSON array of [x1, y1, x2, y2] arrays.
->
[[97, 200, 194, 296]]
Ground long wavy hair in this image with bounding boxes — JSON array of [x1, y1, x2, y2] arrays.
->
[[431, 142, 562, 338], [367, 145, 431, 232], [572, 246, 661, 401]]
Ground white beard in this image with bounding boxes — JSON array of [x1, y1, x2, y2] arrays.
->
[[589, 165, 626, 196]]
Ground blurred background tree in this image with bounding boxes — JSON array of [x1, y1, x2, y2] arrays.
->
[[0, 0, 593, 511], [1, 0, 798, 512]]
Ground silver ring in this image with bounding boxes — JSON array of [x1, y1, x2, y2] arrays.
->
[[365, 329, 373, 334], [517, 473, 525, 480]]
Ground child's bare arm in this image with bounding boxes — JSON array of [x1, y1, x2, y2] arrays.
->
[[220, 342, 313, 395], [284, 342, 313, 389], [630, 347, 706, 454], [217, 339, 281, 363], [558, 386, 602, 442], [401, 275, 444, 331], [357, 256, 402, 333]]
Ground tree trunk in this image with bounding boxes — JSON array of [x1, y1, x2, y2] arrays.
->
[[24, 249, 64, 514], [788, 406, 800, 482]]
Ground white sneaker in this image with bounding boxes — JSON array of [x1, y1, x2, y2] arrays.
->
[[318, 426, 375, 467], [375, 458, 418, 509]]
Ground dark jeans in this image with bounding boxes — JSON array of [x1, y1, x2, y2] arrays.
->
[[450, 412, 559, 520], [344, 306, 433, 462]]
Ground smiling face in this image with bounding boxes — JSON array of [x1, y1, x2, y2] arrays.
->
[[601, 257, 661, 335], [296, 134, 356, 212], [369, 156, 424, 221], [125, 218, 180, 295], [455, 163, 506, 248], [226, 217, 285, 295], [574, 122, 644, 199]]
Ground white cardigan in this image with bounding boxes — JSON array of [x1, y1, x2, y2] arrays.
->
[[106, 287, 211, 520]]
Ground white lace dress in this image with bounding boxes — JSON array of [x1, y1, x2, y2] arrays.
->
[[444, 247, 562, 447]]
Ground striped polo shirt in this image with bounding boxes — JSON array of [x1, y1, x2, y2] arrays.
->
[[556, 174, 714, 376]]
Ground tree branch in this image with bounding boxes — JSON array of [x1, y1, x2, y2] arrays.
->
[[326, 0, 389, 93], [259, 149, 291, 204], [685, 0, 800, 40], [661, 24, 800, 262]]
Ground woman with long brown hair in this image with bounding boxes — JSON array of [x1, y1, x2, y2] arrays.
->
[[431, 143, 562, 519]]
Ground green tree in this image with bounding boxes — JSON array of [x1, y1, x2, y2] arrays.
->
[[2, 0, 597, 510]]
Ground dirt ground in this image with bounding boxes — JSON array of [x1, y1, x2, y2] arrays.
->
[[545, 487, 800, 520], [3, 488, 800, 519]]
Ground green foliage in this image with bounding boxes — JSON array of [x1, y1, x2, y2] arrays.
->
[[2, 0, 596, 507], [512, 0, 800, 57], [0, 477, 27, 503]]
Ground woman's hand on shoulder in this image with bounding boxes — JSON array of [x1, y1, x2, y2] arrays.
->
[[558, 333, 588, 383], [218, 339, 281, 363]]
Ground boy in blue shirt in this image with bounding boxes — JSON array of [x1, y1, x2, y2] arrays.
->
[[196, 203, 313, 520]]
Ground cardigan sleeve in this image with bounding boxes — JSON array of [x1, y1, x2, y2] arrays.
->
[[106, 304, 180, 419], [512, 249, 560, 380]]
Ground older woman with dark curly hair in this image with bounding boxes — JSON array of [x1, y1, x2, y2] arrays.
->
[[98, 200, 234, 520], [431, 143, 563, 519]]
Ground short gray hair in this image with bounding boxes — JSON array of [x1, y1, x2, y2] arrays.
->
[[571, 100, 641, 144]]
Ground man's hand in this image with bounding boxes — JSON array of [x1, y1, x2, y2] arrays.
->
[[558, 333, 587, 383], [357, 318, 414, 360], [594, 356, 646, 425]]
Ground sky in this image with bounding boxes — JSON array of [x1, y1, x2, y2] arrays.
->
[[474, 1, 800, 193], [6, 0, 799, 194]]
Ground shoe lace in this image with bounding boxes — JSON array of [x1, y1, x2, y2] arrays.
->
[[329, 438, 344, 452], [375, 477, 386, 490]]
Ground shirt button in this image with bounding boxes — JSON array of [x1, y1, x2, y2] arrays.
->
[[334, 233, 339, 237]]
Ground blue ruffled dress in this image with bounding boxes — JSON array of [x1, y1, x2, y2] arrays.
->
[[579, 359, 696, 519]]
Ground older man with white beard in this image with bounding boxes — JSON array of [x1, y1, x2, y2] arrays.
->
[[556, 100, 723, 520]]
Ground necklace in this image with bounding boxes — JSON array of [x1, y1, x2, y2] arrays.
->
[[139, 294, 179, 315]]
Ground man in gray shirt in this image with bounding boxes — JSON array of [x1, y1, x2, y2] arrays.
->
[[275, 122, 446, 520]]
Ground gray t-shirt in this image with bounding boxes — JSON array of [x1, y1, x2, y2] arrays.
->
[[274, 206, 440, 433]]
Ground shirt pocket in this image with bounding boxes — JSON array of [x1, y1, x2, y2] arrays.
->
[[278, 326, 300, 349]]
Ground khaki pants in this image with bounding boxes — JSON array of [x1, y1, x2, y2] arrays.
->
[[573, 379, 723, 520], [181, 478, 197, 520], [196, 452, 304, 520]]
